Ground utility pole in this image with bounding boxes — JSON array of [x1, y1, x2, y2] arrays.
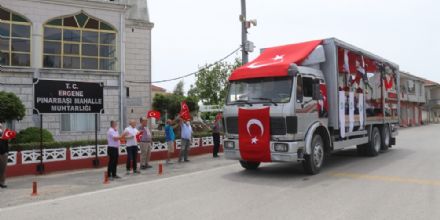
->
[[241, 0, 248, 64]]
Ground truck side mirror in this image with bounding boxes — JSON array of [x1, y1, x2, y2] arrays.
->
[[312, 79, 321, 100]]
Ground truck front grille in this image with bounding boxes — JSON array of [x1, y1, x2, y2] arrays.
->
[[225, 117, 287, 135]]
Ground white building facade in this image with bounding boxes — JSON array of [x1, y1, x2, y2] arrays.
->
[[0, 0, 153, 141]]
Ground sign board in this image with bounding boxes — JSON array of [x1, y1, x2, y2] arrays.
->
[[33, 79, 104, 114]]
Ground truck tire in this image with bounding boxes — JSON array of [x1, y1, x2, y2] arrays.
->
[[365, 127, 381, 157], [239, 161, 260, 170], [381, 125, 391, 151], [303, 134, 325, 175]]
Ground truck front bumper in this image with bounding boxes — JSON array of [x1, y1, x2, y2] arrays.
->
[[223, 139, 305, 162]]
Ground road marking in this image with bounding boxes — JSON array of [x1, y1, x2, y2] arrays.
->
[[330, 172, 440, 186], [0, 163, 237, 212]]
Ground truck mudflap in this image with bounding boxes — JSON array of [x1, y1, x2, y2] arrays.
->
[[223, 139, 305, 162]]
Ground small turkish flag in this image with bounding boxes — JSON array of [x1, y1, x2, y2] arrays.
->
[[1, 128, 17, 140], [180, 111, 191, 121], [215, 113, 222, 122], [147, 110, 161, 119], [238, 107, 271, 162], [136, 131, 144, 142], [180, 101, 191, 120]]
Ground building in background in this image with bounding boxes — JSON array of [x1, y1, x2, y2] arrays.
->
[[425, 80, 440, 124], [399, 71, 426, 127], [0, 0, 153, 141]]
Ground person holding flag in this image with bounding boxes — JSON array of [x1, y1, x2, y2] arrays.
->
[[212, 113, 222, 158], [178, 101, 192, 163], [165, 119, 178, 164], [0, 123, 16, 189]]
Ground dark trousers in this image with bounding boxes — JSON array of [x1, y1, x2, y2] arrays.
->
[[107, 147, 119, 177], [213, 132, 220, 156], [126, 146, 138, 171]]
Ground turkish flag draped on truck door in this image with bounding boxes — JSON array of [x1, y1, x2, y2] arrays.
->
[[238, 107, 271, 162]]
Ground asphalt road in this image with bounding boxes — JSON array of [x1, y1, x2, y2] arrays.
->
[[1, 124, 440, 220]]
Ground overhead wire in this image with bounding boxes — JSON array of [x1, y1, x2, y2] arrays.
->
[[125, 46, 241, 84]]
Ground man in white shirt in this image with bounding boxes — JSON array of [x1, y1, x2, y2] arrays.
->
[[179, 119, 193, 163], [123, 119, 140, 174], [107, 121, 122, 180]]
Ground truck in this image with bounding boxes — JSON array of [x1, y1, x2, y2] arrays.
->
[[222, 38, 399, 174]]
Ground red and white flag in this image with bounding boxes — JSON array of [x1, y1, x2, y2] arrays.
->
[[1, 128, 17, 140], [238, 107, 271, 162], [135, 131, 144, 142], [215, 113, 222, 122], [147, 110, 161, 119], [180, 101, 191, 121]]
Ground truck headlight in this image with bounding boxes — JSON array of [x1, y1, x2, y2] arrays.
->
[[224, 141, 235, 149], [274, 143, 289, 152]]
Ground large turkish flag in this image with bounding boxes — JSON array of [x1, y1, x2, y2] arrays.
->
[[238, 107, 271, 162]]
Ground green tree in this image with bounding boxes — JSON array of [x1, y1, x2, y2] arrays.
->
[[0, 91, 26, 122], [152, 93, 199, 120], [173, 81, 185, 96], [190, 58, 241, 106]]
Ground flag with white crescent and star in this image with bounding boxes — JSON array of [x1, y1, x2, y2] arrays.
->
[[1, 128, 17, 141], [147, 110, 161, 119], [238, 107, 271, 162]]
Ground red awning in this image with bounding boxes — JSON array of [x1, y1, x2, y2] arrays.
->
[[229, 40, 322, 81]]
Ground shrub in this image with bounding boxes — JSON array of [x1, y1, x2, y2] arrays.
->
[[16, 127, 54, 144]]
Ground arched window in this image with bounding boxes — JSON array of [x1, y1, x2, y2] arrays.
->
[[43, 12, 116, 70], [0, 6, 31, 67]]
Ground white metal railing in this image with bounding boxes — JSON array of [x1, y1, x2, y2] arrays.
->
[[11, 137, 218, 165], [7, 151, 17, 166]]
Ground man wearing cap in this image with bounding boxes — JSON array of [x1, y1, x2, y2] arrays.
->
[[138, 117, 152, 170], [0, 123, 9, 188]]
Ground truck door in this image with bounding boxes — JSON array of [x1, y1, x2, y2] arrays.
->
[[295, 75, 318, 138]]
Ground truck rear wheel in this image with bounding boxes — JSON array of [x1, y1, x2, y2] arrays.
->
[[239, 161, 260, 170], [303, 134, 325, 175], [365, 127, 381, 157], [381, 125, 391, 151]]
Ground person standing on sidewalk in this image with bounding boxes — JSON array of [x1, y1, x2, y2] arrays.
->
[[211, 115, 222, 158], [107, 121, 122, 180], [0, 124, 9, 188], [123, 119, 140, 174], [165, 119, 177, 164], [138, 117, 152, 170], [179, 119, 192, 163]]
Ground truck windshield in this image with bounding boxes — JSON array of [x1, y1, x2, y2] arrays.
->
[[227, 77, 293, 105]]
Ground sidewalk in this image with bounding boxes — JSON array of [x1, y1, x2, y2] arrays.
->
[[0, 154, 236, 209]]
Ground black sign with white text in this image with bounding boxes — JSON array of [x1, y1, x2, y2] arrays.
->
[[33, 79, 104, 114]]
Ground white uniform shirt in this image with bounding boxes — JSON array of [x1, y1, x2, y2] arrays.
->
[[124, 126, 139, 146]]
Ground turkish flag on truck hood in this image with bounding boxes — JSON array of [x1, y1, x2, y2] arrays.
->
[[238, 107, 271, 162], [229, 40, 322, 81]]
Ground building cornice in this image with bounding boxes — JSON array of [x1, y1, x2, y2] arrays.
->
[[126, 19, 154, 29], [26, 0, 130, 12]]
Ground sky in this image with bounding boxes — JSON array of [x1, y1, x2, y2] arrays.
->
[[149, 0, 440, 92]]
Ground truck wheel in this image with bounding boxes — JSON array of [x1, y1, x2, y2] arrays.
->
[[381, 125, 391, 151], [239, 161, 260, 170], [303, 134, 325, 175], [366, 127, 381, 157]]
